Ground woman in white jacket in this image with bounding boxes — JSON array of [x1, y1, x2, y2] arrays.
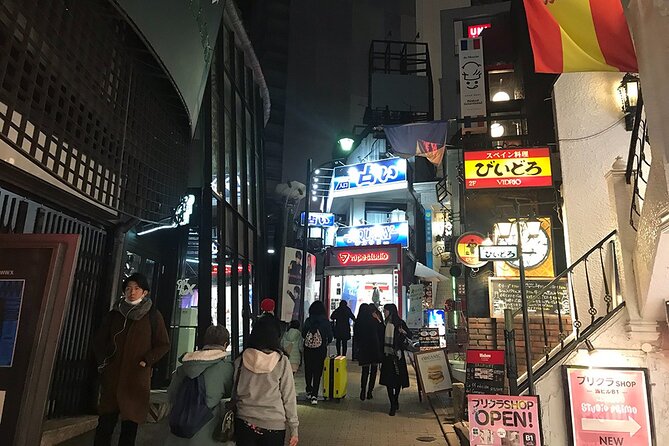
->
[[281, 320, 303, 373], [234, 315, 299, 446]]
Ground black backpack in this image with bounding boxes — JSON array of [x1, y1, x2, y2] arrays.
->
[[168, 373, 213, 438]]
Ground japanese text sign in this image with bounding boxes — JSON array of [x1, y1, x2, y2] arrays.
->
[[479, 245, 519, 261], [300, 212, 335, 227], [464, 148, 552, 189], [327, 245, 401, 268], [465, 350, 506, 395], [563, 366, 654, 446], [469, 395, 543, 446], [330, 158, 407, 198], [335, 221, 409, 248]]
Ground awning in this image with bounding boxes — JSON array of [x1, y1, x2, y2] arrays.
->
[[414, 262, 448, 282], [324, 265, 399, 277]]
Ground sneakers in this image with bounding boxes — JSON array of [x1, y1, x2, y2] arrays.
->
[[310, 395, 318, 405]]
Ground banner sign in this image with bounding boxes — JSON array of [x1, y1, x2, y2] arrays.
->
[[464, 148, 553, 189], [279, 247, 317, 322], [300, 212, 335, 227], [465, 350, 506, 395], [330, 158, 408, 198], [455, 232, 488, 268], [335, 221, 409, 248], [468, 395, 543, 446], [425, 210, 433, 268], [479, 245, 519, 261], [327, 244, 401, 268], [459, 38, 487, 134], [563, 366, 654, 446]]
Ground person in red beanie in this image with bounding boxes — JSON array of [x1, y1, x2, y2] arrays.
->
[[260, 298, 276, 315]]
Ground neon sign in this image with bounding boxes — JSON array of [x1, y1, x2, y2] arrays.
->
[[300, 212, 335, 227], [337, 251, 391, 265], [468, 23, 491, 39], [336, 221, 409, 248], [330, 158, 408, 198]]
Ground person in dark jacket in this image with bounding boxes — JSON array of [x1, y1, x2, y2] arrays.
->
[[166, 325, 233, 446], [330, 300, 356, 356], [379, 303, 411, 416], [92, 273, 170, 446], [301, 300, 333, 404], [353, 304, 384, 401]]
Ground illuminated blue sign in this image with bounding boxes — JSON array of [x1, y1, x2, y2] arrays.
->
[[300, 212, 336, 227], [330, 158, 408, 198], [335, 221, 409, 248]]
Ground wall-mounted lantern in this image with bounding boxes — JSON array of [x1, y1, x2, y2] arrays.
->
[[618, 73, 640, 131]]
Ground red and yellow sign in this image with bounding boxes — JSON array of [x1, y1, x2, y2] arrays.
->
[[456, 232, 488, 269], [464, 148, 552, 190]]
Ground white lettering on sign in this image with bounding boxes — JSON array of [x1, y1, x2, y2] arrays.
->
[[176, 278, 196, 296]]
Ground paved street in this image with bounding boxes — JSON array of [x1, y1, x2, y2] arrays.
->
[[65, 354, 447, 446]]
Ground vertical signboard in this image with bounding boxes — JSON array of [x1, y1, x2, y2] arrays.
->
[[459, 38, 487, 134], [468, 395, 543, 446], [279, 247, 317, 322], [563, 366, 654, 446], [425, 210, 433, 268], [465, 349, 506, 395]]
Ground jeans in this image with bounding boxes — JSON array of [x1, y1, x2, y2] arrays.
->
[[236, 418, 286, 446], [335, 338, 348, 357], [304, 347, 326, 396], [93, 413, 138, 446]]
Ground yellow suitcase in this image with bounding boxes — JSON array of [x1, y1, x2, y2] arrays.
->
[[323, 355, 347, 400]]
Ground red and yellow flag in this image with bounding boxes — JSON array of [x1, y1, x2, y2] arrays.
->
[[523, 0, 638, 73]]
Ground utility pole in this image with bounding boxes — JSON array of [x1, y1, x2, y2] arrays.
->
[[299, 158, 313, 324]]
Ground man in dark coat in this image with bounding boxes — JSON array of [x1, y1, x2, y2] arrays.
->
[[330, 300, 356, 356], [92, 273, 170, 446]]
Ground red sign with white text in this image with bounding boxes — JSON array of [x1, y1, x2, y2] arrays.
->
[[327, 244, 401, 268], [468, 23, 491, 38], [467, 349, 505, 365], [563, 366, 654, 446]]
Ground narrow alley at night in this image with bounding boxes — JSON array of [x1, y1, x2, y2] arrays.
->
[[0, 1, 668, 446]]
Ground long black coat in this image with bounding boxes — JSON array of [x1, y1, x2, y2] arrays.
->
[[379, 319, 411, 389], [330, 306, 355, 340], [353, 316, 383, 366]]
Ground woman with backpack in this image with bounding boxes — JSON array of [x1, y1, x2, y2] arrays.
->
[[234, 315, 299, 446], [380, 303, 412, 416], [301, 300, 333, 405], [166, 325, 234, 445]]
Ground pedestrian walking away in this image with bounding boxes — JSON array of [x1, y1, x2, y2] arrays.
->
[[330, 300, 356, 357], [234, 316, 299, 446], [379, 303, 411, 416], [353, 304, 384, 401], [302, 300, 333, 404], [281, 320, 303, 374], [166, 325, 234, 445], [92, 273, 170, 446]]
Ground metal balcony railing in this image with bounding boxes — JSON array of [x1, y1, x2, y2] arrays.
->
[[625, 93, 651, 231]]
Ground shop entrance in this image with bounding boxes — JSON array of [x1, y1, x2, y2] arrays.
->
[[327, 273, 398, 316]]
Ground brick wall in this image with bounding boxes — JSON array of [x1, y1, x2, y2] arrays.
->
[[469, 315, 572, 374]]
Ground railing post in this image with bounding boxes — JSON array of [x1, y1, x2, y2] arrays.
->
[[504, 309, 519, 396]]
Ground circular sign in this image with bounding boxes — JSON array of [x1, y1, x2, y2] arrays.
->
[[455, 232, 488, 268]]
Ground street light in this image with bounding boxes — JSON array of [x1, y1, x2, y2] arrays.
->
[[338, 137, 355, 152], [618, 73, 640, 131]]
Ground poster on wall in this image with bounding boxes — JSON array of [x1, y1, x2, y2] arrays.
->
[[0, 280, 25, 367], [562, 366, 654, 446], [415, 348, 453, 393], [406, 284, 424, 328], [465, 349, 505, 395], [279, 248, 317, 322], [468, 394, 543, 446]]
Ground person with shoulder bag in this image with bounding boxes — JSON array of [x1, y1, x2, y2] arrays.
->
[[301, 300, 333, 405], [379, 303, 412, 416], [231, 315, 298, 446], [92, 273, 170, 446], [165, 325, 233, 445]]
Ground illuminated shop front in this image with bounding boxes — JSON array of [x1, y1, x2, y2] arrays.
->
[[324, 244, 403, 316]]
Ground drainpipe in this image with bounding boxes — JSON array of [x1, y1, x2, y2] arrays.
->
[[224, 1, 271, 126]]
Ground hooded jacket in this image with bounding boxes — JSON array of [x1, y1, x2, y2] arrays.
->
[[234, 349, 299, 438], [166, 347, 234, 446], [281, 328, 303, 366]]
